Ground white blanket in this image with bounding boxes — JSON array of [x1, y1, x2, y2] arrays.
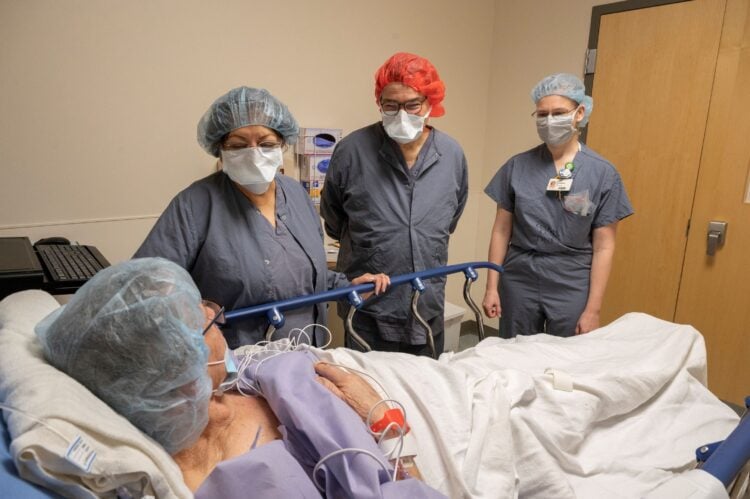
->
[[320, 313, 740, 498], [0, 290, 191, 499]]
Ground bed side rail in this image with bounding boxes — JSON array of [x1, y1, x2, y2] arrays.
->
[[224, 261, 503, 334], [698, 396, 750, 489]]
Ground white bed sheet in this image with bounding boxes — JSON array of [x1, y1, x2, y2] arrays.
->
[[320, 312, 740, 498]]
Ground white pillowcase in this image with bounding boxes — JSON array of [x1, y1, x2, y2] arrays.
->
[[0, 290, 191, 498]]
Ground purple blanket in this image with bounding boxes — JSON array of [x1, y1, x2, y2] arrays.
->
[[196, 350, 444, 498]]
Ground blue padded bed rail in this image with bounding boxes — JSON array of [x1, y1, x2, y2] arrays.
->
[[699, 396, 750, 487], [225, 260, 503, 326]]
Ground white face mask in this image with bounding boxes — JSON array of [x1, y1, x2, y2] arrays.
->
[[207, 346, 238, 396], [221, 147, 283, 194], [536, 107, 580, 147], [382, 109, 430, 144]]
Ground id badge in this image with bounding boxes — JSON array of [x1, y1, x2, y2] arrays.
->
[[546, 177, 572, 192]]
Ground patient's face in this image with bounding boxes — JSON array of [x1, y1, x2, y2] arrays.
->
[[201, 303, 227, 390]]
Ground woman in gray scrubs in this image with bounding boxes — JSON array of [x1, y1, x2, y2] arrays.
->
[[135, 87, 388, 347], [482, 74, 633, 338]]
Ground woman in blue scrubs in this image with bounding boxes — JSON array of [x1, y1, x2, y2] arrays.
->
[[482, 74, 633, 338], [135, 87, 388, 347]]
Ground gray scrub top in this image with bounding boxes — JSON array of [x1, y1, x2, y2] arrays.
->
[[484, 143, 633, 337], [484, 143, 633, 255], [321, 123, 468, 343], [135, 172, 349, 347]]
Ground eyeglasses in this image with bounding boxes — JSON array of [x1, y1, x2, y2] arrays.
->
[[531, 107, 578, 119], [221, 140, 283, 152], [201, 300, 225, 336], [380, 97, 427, 117]]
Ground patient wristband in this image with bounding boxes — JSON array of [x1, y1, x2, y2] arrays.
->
[[370, 408, 409, 434]]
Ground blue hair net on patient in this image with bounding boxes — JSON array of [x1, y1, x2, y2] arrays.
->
[[197, 86, 299, 157], [35, 257, 212, 455], [531, 73, 594, 126]]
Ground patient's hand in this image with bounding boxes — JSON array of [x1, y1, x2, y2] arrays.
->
[[314, 362, 386, 424]]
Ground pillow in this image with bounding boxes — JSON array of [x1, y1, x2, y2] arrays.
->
[[0, 290, 192, 498]]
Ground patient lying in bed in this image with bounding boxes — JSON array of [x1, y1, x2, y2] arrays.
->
[[33, 257, 442, 498], [1, 258, 740, 498]]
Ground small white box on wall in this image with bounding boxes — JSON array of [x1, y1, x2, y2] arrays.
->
[[296, 128, 342, 155]]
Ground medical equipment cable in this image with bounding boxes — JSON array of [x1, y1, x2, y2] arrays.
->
[[0, 403, 69, 444], [312, 447, 392, 492], [367, 399, 409, 480], [215, 333, 411, 483], [312, 362, 412, 476]]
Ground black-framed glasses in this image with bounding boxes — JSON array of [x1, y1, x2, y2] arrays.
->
[[201, 300, 225, 336], [380, 97, 427, 117], [531, 107, 578, 119]]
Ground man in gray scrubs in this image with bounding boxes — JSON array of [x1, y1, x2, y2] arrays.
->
[[321, 53, 468, 356]]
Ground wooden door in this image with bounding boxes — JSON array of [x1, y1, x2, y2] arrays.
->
[[586, 0, 727, 322], [674, 0, 750, 404]]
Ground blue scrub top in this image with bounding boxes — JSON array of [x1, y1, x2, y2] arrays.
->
[[135, 172, 349, 347], [485, 143, 633, 255]]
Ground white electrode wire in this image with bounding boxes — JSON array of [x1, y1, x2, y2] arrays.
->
[[0, 403, 70, 444], [366, 398, 409, 481], [232, 334, 316, 398], [301, 323, 333, 349], [377, 421, 406, 481], [312, 447, 392, 492], [288, 327, 313, 347], [266, 321, 332, 349]]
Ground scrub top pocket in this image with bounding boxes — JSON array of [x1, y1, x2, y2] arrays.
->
[[563, 189, 596, 217], [348, 243, 383, 274]]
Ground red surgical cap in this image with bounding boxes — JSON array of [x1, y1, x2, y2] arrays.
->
[[374, 52, 446, 117]]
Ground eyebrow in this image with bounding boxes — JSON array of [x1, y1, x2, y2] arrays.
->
[[381, 98, 423, 104], [225, 132, 279, 142]]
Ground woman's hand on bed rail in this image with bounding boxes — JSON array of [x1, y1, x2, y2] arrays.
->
[[351, 273, 391, 299], [314, 362, 387, 423]]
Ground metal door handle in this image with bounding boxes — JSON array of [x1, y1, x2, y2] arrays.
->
[[706, 221, 728, 256]]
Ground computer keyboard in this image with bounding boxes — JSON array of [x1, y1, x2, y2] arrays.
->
[[35, 244, 109, 285]]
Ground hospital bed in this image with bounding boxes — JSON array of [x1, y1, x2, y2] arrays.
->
[[0, 261, 748, 498]]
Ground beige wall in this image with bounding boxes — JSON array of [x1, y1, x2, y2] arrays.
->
[[0, 0, 601, 319]]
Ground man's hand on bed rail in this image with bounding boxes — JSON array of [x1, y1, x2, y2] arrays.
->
[[314, 362, 387, 424], [351, 273, 391, 299]]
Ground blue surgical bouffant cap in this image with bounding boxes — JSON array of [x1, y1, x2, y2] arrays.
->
[[531, 73, 594, 126], [35, 257, 212, 455], [197, 86, 299, 157]]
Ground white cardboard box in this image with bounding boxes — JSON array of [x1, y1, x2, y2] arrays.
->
[[443, 301, 466, 352]]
